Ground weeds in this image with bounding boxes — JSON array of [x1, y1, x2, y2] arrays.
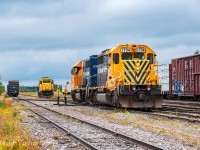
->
[[0, 100, 41, 149], [0, 100, 7, 109]]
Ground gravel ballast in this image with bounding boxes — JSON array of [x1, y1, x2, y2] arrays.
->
[[34, 100, 200, 150], [17, 96, 200, 149], [19, 107, 85, 150]]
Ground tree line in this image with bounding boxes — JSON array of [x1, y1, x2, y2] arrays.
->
[[0, 82, 5, 95], [20, 84, 62, 92]]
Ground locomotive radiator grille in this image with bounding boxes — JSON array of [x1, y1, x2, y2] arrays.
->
[[123, 60, 150, 85]]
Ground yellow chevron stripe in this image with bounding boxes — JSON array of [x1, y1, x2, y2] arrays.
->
[[129, 61, 135, 69], [136, 61, 149, 81], [124, 69, 133, 83], [140, 71, 148, 85], [124, 61, 134, 73], [123, 62, 135, 83], [123, 60, 151, 85], [124, 74, 131, 85], [139, 64, 150, 84], [145, 73, 150, 84], [135, 61, 143, 81], [140, 73, 146, 85]]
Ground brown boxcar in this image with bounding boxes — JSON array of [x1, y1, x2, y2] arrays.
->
[[170, 54, 200, 100]]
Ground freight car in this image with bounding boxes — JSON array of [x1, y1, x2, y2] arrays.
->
[[71, 44, 163, 108], [7, 80, 19, 97], [38, 77, 54, 98], [160, 53, 200, 100]]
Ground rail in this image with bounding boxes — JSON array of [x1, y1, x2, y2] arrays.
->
[[16, 97, 163, 150]]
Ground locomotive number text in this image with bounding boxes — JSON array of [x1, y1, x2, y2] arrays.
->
[[136, 48, 146, 52], [121, 48, 131, 52]]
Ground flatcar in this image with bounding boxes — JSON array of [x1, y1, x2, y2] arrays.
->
[[38, 77, 54, 98], [160, 53, 200, 100], [7, 80, 19, 97], [71, 44, 162, 108]]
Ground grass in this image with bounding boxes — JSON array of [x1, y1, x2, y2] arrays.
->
[[0, 98, 40, 150], [20, 91, 72, 99], [0, 99, 7, 109]]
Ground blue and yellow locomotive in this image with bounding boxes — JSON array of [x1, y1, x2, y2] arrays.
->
[[71, 44, 162, 108]]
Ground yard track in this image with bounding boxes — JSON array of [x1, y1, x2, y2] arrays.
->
[[16, 97, 163, 150], [19, 94, 200, 123]]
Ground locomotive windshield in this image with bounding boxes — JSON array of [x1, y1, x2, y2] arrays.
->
[[122, 54, 132, 60], [134, 53, 144, 60], [43, 80, 51, 83]]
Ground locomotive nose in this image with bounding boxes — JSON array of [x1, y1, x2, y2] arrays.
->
[[139, 93, 146, 100]]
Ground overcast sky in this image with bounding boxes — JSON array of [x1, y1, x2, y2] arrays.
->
[[0, 0, 200, 86]]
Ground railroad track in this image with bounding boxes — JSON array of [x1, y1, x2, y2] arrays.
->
[[18, 95, 200, 123], [142, 111, 200, 123], [127, 106, 200, 123], [15, 97, 162, 150], [162, 104, 200, 111], [163, 100, 200, 106], [153, 109, 200, 118], [162, 100, 200, 110], [18, 95, 86, 107]]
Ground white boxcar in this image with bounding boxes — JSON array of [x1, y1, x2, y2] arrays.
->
[[158, 64, 169, 93]]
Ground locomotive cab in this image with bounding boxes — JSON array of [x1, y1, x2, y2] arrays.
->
[[38, 77, 54, 98], [104, 45, 162, 108], [71, 61, 84, 102]]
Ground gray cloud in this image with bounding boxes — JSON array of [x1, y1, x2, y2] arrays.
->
[[0, 0, 199, 51], [0, 0, 200, 85]]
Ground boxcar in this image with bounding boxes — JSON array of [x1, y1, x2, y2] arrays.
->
[[7, 80, 19, 97], [170, 54, 200, 100]]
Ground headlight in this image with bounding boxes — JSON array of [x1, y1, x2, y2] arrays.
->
[[132, 86, 136, 91], [147, 87, 150, 91]]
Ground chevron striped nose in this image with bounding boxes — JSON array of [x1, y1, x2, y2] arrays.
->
[[123, 60, 151, 85]]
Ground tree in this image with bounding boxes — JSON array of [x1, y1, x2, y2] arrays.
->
[[194, 50, 199, 54], [0, 82, 5, 95]]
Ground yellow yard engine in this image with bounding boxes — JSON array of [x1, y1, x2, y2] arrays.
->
[[38, 77, 54, 98]]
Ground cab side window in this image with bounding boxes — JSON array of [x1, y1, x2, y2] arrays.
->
[[113, 53, 119, 64], [74, 68, 79, 74], [147, 53, 153, 64]]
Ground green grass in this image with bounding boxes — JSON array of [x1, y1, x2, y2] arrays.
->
[[0, 99, 7, 109], [0, 99, 41, 149]]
